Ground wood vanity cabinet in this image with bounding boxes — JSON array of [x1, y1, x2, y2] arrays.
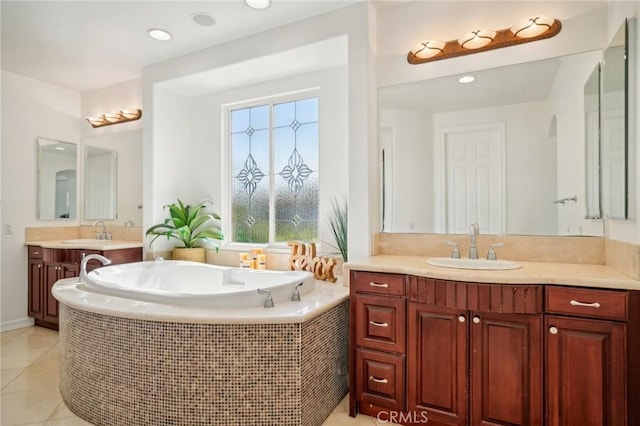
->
[[407, 277, 542, 426], [27, 245, 142, 330], [349, 271, 640, 425]]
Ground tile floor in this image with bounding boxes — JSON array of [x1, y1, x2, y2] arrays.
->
[[1, 326, 394, 426]]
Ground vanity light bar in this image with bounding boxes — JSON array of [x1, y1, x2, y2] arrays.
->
[[86, 109, 142, 128], [408, 16, 561, 65]]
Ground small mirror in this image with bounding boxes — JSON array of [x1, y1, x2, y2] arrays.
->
[[82, 129, 142, 225], [584, 64, 601, 219], [84, 145, 117, 220], [37, 138, 78, 220], [601, 18, 633, 219]]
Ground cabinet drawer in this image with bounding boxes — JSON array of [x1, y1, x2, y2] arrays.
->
[[546, 286, 628, 320], [354, 271, 405, 296], [28, 245, 44, 259], [355, 349, 405, 411], [355, 294, 405, 353]]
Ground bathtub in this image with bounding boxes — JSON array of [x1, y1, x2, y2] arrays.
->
[[53, 260, 349, 425], [82, 260, 315, 309]]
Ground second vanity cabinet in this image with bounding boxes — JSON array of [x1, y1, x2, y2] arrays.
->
[[28, 245, 142, 329], [349, 270, 640, 426]]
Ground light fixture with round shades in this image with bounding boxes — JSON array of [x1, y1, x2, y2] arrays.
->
[[411, 40, 446, 59], [511, 16, 555, 38], [458, 29, 497, 49]]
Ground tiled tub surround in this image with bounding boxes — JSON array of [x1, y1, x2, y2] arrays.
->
[[53, 278, 349, 425]]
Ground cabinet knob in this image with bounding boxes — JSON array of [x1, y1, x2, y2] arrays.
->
[[458, 315, 466, 323], [369, 376, 389, 384], [472, 316, 481, 324], [38, 264, 41, 268], [549, 326, 558, 335]]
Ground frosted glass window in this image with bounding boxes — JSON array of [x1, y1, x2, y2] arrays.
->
[[229, 97, 318, 244]]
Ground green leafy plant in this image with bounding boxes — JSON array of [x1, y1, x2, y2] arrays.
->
[[327, 197, 348, 262], [146, 199, 223, 248]]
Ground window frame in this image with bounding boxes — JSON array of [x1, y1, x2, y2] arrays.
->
[[221, 88, 320, 250]]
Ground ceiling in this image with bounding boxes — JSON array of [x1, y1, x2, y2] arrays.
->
[[1, 0, 363, 93]]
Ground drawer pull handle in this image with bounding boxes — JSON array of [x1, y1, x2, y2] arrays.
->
[[549, 326, 558, 335], [33, 251, 40, 255], [370, 321, 389, 327], [369, 282, 389, 288], [570, 300, 601, 308], [369, 376, 389, 384]]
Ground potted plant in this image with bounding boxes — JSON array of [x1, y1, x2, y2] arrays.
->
[[146, 199, 223, 262], [327, 196, 348, 262]]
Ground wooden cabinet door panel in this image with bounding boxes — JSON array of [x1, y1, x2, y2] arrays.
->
[[407, 303, 467, 426], [43, 264, 60, 324], [546, 316, 625, 426], [470, 312, 542, 426], [28, 258, 44, 319]]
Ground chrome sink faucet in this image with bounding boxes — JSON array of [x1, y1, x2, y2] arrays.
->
[[469, 223, 480, 259], [94, 220, 107, 240]]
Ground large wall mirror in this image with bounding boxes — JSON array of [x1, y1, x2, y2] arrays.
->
[[380, 50, 606, 237], [82, 129, 142, 225], [37, 138, 78, 220]]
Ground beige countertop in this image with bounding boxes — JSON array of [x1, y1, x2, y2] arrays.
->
[[26, 239, 144, 251], [344, 255, 640, 291]]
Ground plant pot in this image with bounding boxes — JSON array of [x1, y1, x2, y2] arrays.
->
[[172, 247, 206, 263]]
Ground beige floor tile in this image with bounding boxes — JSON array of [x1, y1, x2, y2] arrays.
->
[[1, 368, 25, 389], [44, 416, 94, 426], [322, 411, 377, 425], [332, 395, 350, 413], [0, 327, 31, 345], [2, 359, 60, 393], [0, 345, 51, 370], [48, 401, 75, 420], [1, 327, 59, 353], [0, 388, 62, 425]]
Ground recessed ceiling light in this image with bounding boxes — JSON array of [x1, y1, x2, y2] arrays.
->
[[245, 0, 270, 10], [148, 28, 172, 41], [458, 75, 476, 84], [55, 146, 65, 151], [192, 12, 216, 27]]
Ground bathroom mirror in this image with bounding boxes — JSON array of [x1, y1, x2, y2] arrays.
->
[[84, 146, 117, 220], [379, 50, 604, 236], [601, 18, 636, 219], [82, 129, 142, 225], [37, 138, 78, 220], [584, 64, 601, 219]]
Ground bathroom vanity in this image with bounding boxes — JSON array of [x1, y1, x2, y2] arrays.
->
[[27, 242, 142, 329], [347, 257, 640, 426]]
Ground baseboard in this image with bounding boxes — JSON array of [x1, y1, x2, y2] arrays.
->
[[0, 317, 34, 332]]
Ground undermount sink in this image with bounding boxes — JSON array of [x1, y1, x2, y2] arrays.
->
[[426, 257, 522, 270], [61, 239, 117, 244]]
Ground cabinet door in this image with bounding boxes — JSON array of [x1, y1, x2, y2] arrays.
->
[[407, 303, 467, 426], [470, 312, 542, 426], [355, 348, 405, 412], [546, 316, 625, 426], [43, 263, 60, 324], [28, 258, 44, 319]]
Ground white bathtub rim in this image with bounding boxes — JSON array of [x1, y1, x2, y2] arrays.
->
[[53, 277, 349, 325]]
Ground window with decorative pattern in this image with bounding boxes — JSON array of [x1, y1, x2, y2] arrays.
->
[[229, 96, 319, 244]]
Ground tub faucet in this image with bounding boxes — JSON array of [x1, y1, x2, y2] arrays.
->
[[291, 282, 304, 302], [79, 254, 111, 283], [469, 223, 480, 259], [257, 288, 274, 308]]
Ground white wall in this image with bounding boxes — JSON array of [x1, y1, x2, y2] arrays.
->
[[143, 3, 376, 260], [1, 70, 81, 330]]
